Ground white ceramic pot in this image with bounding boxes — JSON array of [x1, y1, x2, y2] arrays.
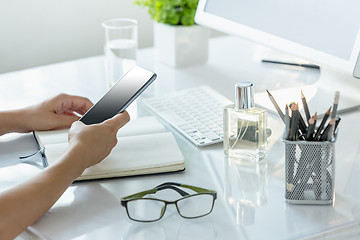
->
[[154, 22, 209, 68]]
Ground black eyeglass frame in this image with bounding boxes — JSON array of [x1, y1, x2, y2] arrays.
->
[[121, 182, 217, 222]]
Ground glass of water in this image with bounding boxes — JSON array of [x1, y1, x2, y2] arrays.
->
[[102, 18, 137, 88]]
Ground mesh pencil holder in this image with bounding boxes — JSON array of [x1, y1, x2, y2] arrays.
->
[[283, 139, 335, 205]]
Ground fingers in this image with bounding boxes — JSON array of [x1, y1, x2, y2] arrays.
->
[[70, 120, 85, 129], [49, 94, 129, 133], [55, 114, 80, 129], [103, 111, 130, 132], [70, 111, 129, 133], [68, 120, 85, 135], [53, 94, 93, 115]]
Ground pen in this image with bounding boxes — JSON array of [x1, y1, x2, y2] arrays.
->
[[327, 118, 336, 141], [332, 116, 341, 139], [334, 116, 341, 132], [266, 89, 285, 123], [301, 90, 311, 122], [314, 107, 331, 140], [323, 91, 339, 142], [261, 59, 320, 69]]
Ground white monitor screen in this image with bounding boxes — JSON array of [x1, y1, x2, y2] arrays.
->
[[196, 0, 360, 75]]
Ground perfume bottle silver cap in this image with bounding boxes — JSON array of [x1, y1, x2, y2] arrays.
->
[[235, 82, 254, 109]]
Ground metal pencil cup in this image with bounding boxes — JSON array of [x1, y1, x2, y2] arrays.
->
[[283, 139, 335, 205]]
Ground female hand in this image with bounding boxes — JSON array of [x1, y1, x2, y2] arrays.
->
[[21, 93, 93, 132], [0, 93, 93, 136], [67, 111, 130, 169]]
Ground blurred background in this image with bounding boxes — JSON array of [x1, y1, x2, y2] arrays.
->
[[0, 0, 153, 73], [0, 0, 221, 74]]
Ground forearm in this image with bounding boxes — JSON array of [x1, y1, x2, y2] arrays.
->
[[0, 109, 30, 136], [0, 146, 85, 240]]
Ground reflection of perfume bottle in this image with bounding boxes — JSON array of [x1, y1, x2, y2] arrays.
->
[[224, 156, 268, 226], [223, 82, 267, 162]]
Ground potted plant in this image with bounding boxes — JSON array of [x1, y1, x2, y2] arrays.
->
[[134, 0, 209, 67]]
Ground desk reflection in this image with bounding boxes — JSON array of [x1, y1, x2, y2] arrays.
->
[[224, 156, 268, 226], [124, 223, 167, 240], [124, 219, 216, 240], [29, 183, 122, 239]]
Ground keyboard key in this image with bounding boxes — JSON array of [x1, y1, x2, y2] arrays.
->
[[184, 128, 197, 134], [202, 130, 221, 141]]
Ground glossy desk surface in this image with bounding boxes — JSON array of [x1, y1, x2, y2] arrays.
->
[[0, 36, 360, 240]]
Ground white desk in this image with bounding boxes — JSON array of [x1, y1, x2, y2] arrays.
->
[[1, 36, 360, 240]]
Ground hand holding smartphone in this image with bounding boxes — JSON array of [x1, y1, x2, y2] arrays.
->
[[79, 66, 157, 125]]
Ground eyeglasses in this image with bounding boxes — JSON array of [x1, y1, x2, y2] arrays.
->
[[121, 182, 217, 222]]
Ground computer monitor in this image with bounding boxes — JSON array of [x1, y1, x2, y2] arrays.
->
[[195, 0, 360, 114]]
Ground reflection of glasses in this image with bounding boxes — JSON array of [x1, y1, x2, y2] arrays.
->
[[121, 182, 217, 222]]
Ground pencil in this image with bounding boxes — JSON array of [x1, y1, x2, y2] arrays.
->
[[319, 118, 335, 141], [314, 107, 331, 140], [306, 114, 316, 141], [298, 107, 307, 134], [285, 104, 291, 140], [289, 103, 300, 141], [289, 102, 305, 139], [312, 113, 318, 139], [266, 89, 285, 123], [301, 90, 311, 123], [331, 91, 340, 119]]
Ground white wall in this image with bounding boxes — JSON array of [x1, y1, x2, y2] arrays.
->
[[0, 0, 154, 73]]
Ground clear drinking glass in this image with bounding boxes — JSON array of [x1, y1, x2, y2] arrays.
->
[[102, 18, 137, 88]]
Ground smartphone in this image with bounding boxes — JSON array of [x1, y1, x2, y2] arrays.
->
[[79, 66, 157, 125]]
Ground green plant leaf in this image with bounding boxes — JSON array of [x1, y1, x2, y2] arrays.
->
[[133, 0, 199, 25]]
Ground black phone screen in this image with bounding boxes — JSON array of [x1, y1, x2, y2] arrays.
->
[[80, 66, 156, 125]]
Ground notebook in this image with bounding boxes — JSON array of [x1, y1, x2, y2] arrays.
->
[[33, 116, 185, 181]]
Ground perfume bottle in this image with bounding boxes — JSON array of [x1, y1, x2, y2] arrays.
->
[[223, 82, 267, 162]]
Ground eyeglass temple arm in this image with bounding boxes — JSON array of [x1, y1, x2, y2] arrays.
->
[[155, 185, 189, 197], [121, 186, 188, 204], [121, 188, 158, 201], [180, 184, 217, 199], [157, 182, 217, 196]]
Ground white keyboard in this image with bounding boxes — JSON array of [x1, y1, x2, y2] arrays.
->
[[142, 86, 232, 147]]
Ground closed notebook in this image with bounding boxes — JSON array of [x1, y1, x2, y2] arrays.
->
[[33, 116, 185, 181]]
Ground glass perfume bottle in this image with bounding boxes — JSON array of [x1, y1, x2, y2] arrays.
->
[[223, 82, 267, 162]]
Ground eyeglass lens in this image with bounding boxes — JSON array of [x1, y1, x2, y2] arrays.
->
[[127, 198, 166, 221], [127, 194, 214, 221], [176, 194, 214, 218]]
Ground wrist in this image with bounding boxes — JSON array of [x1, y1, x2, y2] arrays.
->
[[53, 144, 89, 179], [0, 109, 30, 135], [67, 143, 88, 167], [64, 141, 98, 171]]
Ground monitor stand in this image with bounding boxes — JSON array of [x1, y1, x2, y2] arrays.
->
[[255, 64, 360, 118]]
